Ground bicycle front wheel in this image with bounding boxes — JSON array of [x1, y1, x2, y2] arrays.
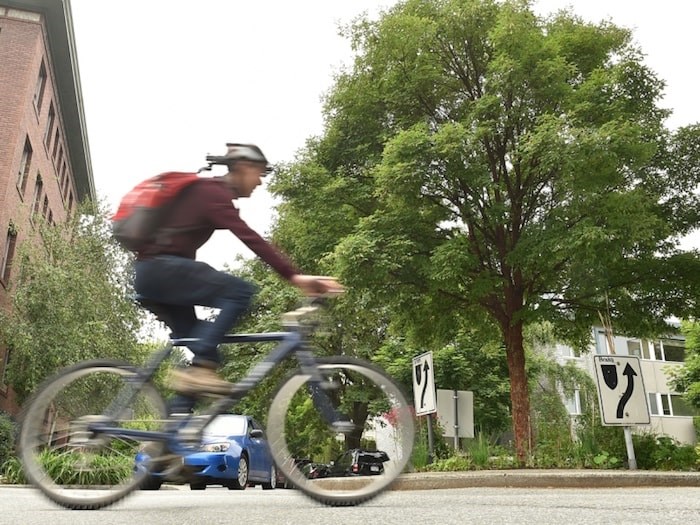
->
[[18, 360, 168, 510], [267, 356, 415, 506]]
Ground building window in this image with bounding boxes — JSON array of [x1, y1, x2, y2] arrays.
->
[[62, 165, 71, 199], [16, 137, 32, 195], [32, 174, 44, 218], [42, 195, 50, 221], [67, 192, 74, 215], [563, 389, 582, 416], [1, 226, 18, 284], [56, 145, 63, 171], [52, 128, 60, 159], [44, 103, 55, 148], [34, 60, 47, 111], [556, 343, 581, 359], [0, 347, 11, 391], [648, 393, 697, 417], [624, 339, 653, 359], [626, 340, 642, 358], [659, 339, 685, 362]]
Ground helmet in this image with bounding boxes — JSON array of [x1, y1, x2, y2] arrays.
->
[[205, 143, 273, 173]]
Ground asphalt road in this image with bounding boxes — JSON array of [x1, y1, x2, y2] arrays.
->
[[2, 483, 700, 525]]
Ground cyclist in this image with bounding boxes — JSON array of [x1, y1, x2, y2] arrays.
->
[[133, 143, 342, 408]]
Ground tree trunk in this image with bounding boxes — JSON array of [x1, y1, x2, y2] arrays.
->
[[502, 318, 532, 465]]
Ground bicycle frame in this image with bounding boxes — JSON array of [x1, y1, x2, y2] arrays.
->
[[89, 326, 343, 455]]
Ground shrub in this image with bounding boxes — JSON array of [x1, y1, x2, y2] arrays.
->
[[0, 456, 25, 484], [633, 434, 698, 471], [0, 412, 16, 466]]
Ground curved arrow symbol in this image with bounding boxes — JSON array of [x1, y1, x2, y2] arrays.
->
[[616, 363, 637, 418], [420, 361, 430, 408]]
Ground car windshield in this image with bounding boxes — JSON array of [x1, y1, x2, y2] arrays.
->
[[359, 452, 389, 463], [203, 416, 247, 437]]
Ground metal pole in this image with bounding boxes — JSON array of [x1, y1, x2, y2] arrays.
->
[[453, 389, 459, 451], [427, 413, 435, 464], [624, 426, 637, 469]]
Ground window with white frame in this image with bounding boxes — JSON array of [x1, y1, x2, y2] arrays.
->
[[659, 339, 685, 362], [621, 337, 683, 362], [629, 339, 654, 359], [555, 343, 581, 359], [648, 392, 697, 417], [563, 389, 582, 416]]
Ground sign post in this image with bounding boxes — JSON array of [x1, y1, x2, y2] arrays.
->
[[593, 355, 650, 469], [412, 352, 437, 463]]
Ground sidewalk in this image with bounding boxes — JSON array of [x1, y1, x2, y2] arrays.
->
[[389, 469, 700, 490]]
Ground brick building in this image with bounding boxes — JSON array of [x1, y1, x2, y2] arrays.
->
[[0, 0, 94, 415]]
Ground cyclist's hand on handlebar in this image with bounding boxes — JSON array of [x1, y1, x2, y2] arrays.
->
[[290, 274, 345, 297]]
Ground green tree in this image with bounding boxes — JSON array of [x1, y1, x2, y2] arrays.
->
[[668, 320, 700, 408], [0, 201, 148, 403], [271, 0, 700, 463]]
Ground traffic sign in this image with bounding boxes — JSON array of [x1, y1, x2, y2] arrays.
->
[[412, 352, 437, 416], [593, 355, 650, 426]]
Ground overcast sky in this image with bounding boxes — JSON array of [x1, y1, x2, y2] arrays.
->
[[69, 0, 700, 270]]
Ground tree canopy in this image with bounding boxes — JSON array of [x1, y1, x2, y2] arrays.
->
[[270, 0, 700, 462]]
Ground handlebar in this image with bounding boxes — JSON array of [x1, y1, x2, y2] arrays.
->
[[281, 292, 343, 328]]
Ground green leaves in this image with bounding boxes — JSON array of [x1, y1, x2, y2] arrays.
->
[[266, 0, 700, 460], [0, 201, 147, 403]]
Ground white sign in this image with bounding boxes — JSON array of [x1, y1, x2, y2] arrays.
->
[[593, 355, 650, 426], [412, 352, 437, 416], [436, 389, 474, 438]]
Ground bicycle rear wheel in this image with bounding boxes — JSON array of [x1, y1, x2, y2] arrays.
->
[[18, 360, 168, 510], [267, 356, 415, 506]]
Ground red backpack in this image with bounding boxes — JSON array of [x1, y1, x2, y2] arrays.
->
[[111, 172, 200, 252]]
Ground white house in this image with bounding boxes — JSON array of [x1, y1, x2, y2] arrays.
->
[[552, 327, 697, 445]]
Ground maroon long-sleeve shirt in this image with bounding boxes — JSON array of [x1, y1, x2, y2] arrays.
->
[[137, 175, 299, 280]]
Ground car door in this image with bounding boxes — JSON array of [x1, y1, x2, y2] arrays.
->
[[330, 450, 352, 476], [246, 417, 268, 480]]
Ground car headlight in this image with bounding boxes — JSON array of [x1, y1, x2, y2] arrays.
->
[[200, 442, 230, 452]]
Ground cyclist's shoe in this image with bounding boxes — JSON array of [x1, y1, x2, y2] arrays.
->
[[170, 366, 233, 397]]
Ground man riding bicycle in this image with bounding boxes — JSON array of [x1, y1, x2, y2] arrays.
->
[[132, 143, 342, 407]]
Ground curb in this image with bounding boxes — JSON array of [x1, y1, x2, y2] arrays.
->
[[3, 469, 699, 492], [389, 469, 700, 490]]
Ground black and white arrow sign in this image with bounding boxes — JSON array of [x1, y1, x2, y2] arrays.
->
[[412, 352, 437, 416], [594, 355, 650, 426]]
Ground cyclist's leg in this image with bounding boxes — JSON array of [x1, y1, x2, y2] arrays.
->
[[135, 255, 255, 362]]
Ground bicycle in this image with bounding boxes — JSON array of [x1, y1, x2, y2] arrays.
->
[[18, 296, 415, 510]]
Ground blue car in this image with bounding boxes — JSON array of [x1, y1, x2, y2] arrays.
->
[[138, 414, 277, 491]]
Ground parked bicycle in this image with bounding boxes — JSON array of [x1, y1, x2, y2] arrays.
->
[[18, 297, 415, 510]]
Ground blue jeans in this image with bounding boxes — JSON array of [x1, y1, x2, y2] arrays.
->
[[134, 255, 257, 368]]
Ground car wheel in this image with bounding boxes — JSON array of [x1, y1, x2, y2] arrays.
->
[[228, 455, 249, 490], [190, 482, 207, 491], [262, 465, 276, 490], [140, 475, 163, 491]]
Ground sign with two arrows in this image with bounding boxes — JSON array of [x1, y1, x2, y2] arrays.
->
[[412, 351, 437, 416], [593, 355, 650, 426]]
